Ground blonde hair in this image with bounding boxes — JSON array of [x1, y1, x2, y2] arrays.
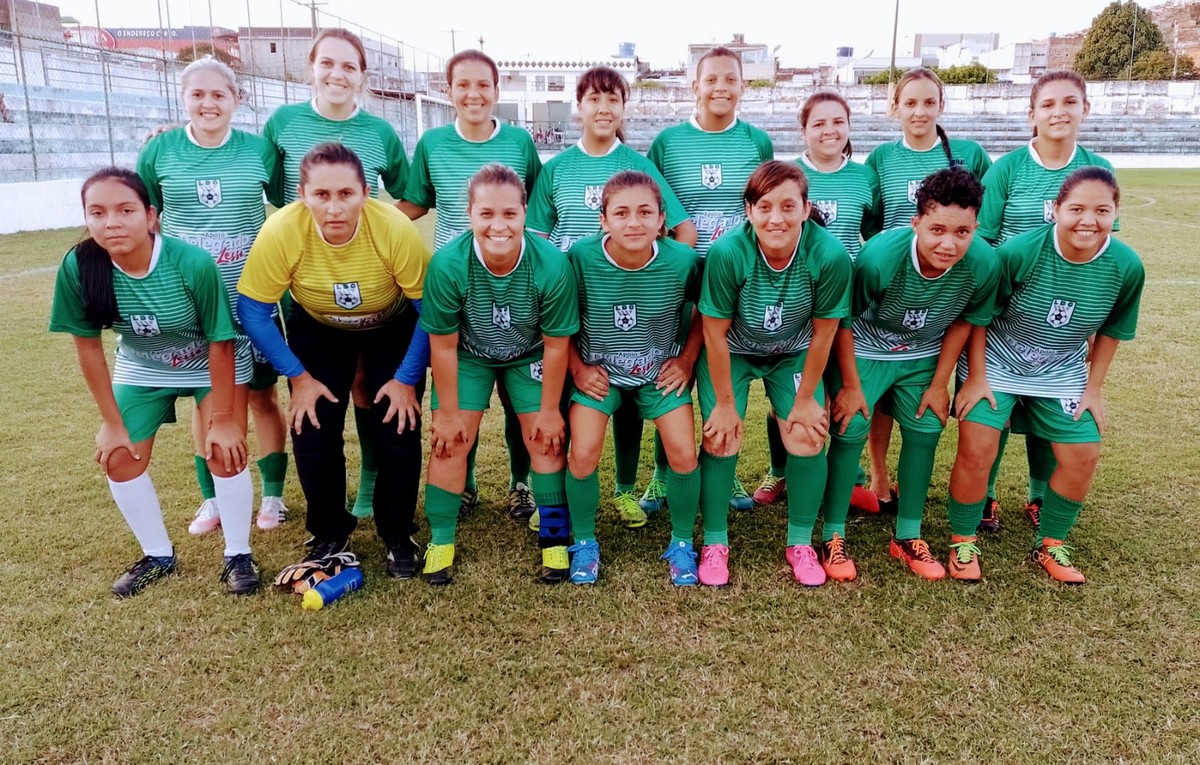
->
[[180, 56, 239, 98]]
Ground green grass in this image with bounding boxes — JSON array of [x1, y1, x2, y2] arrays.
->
[[3, 170, 1199, 763]]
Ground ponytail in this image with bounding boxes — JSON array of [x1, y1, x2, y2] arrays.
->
[[75, 237, 119, 328], [935, 124, 954, 167]]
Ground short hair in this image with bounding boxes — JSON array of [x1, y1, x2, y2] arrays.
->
[[299, 142, 366, 188], [309, 28, 367, 71], [1056, 166, 1120, 207], [743, 160, 809, 207], [467, 163, 526, 206], [913, 167, 984, 216], [447, 50, 499, 87], [696, 46, 743, 80], [799, 91, 854, 159]]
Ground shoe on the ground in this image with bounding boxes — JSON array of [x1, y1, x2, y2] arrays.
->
[[614, 491, 648, 529], [1025, 498, 1043, 528], [785, 544, 827, 587], [889, 537, 946, 580], [1031, 540, 1086, 584], [220, 553, 262, 595], [508, 482, 535, 520], [639, 477, 667, 513], [698, 543, 730, 587], [256, 496, 288, 531], [458, 487, 480, 521], [539, 545, 570, 584], [528, 507, 540, 532], [385, 536, 421, 579], [977, 497, 1001, 533], [729, 477, 754, 512], [820, 533, 857, 582], [661, 541, 699, 586], [948, 537, 982, 583], [422, 543, 455, 586], [302, 536, 349, 562], [567, 540, 600, 584], [850, 485, 880, 514], [877, 493, 898, 516], [112, 553, 177, 598], [188, 498, 221, 535], [752, 474, 786, 505]]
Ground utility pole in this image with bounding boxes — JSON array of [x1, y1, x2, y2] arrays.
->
[[448, 28, 457, 54], [888, 0, 900, 105], [302, 0, 326, 36], [479, 36, 484, 52]]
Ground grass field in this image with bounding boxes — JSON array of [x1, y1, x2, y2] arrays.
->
[[3, 170, 1199, 764]]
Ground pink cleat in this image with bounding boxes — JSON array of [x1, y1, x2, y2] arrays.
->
[[698, 544, 730, 587]]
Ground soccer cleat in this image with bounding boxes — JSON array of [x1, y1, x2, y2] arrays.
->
[[889, 538, 946, 580], [302, 536, 349, 563], [508, 482, 536, 520], [539, 545, 570, 584], [820, 533, 857, 582], [698, 544, 730, 587], [978, 497, 1001, 534], [188, 498, 221, 535], [948, 537, 982, 583], [639, 478, 668, 513], [850, 485, 880, 514], [385, 536, 421, 579], [567, 540, 600, 584], [614, 491, 648, 529], [422, 543, 455, 586], [1031, 541, 1086, 584], [729, 477, 754, 512], [112, 554, 177, 598], [1025, 498, 1043, 529], [458, 487, 480, 521], [220, 553, 262, 595], [785, 544, 827, 587], [752, 474, 786, 505], [527, 508, 540, 532], [661, 541, 699, 586], [256, 496, 288, 531]]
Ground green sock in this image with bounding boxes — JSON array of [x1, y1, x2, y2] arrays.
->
[[895, 429, 942, 540], [352, 406, 377, 515], [785, 451, 827, 546], [667, 465, 700, 544], [652, 432, 669, 483], [565, 470, 599, 544], [465, 440, 478, 492], [611, 405, 643, 493], [194, 455, 216, 500], [530, 469, 568, 506], [856, 464, 868, 487], [256, 452, 288, 498], [1038, 487, 1083, 546], [505, 406, 531, 488], [766, 413, 787, 478], [699, 451, 736, 545], [821, 437, 867, 541], [986, 426, 1011, 498], [425, 484, 461, 545], [948, 493, 986, 538], [1026, 435, 1055, 503]]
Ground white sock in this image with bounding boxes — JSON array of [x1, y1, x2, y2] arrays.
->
[[213, 468, 254, 557], [108, 472, 173, 558]]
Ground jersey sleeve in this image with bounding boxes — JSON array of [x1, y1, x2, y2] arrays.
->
[[811, 233, 853, 320], [522, 134, 543, 195], [753, 126, 774, 161], [379, 123, 411, 200], [537, 249, 580, 337], [849, 245, 887, 324], [261, 112, 287, 208], [967, 142, 993, 180], [1098, 248, 1145, 340], [48, 250, 101, 337], [977, 156, 1013, 245], [860, 163, 883, 241], [417, 249, 464, 335], [992, 235, 1038, 319], [698, 239, 744, 319], [646, 132, 666, 173], [960, 240, 1000, 327], [637, 156, 690, 232], [401, 135, 435, 208], [237, 210, 300, 304], [525, 159, 557, 235], [135, 137, 164, 212], [179, 245, 238, 343], [253, 134, 281, 206]]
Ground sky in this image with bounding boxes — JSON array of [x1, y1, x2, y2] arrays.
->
[[59, 0, 1126, 69]]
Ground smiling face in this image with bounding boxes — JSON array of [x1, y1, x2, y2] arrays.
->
[[803, 99, 850, 163], [1030, 79, 1089, 144], [182, 67, 237, 134], [601, 185, 663, 255], [693, 54, 743, 125], [469, 181, 526, 261], [896, 76, 943, 144], [310, 36, 364, 111], [450, 59, 497, 128], [912, 203, 978, 277], [299, 161, 367, 245], [746, 179, 810, 260], [83, 178, 156, 259], [579, 86, 624, 144], [1054, 180, 1117, 259]]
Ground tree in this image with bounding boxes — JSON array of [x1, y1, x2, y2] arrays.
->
[[176, 42, 240, 70], [1075, 1, 1168, 79], [1131, 50, 1197, 80], [937, 63, 994, 84]]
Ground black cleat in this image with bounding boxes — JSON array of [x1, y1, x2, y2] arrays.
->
[[112, 554, 177, 598], [385, 537, 421, 579], [220, 553, 262, 596], [978, 496, 1002, 533]]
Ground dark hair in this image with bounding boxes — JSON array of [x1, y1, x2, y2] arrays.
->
[[309, 28, 367, 71], [577, 66, 628, 143], [800, 91, 854, 159], [744, 161, 827, 227], [894, 67, 954, 166], [299, 142, 367, 189], [1029, 70, 1088, 138], [697, 46, 743, 80], [468, 163, 526, 207], [914, 167, 984, 216], [77, 167, 153, 328], [1055, 166, 1120, 206], [601, 171, 667, 238], [447, 49, 499, 87]]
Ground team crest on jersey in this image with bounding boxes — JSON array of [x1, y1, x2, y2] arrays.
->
[[1043, 199, 1057, 224], [902, 308, 929, 330], [529, 360, 544, 382], [129, 314, 160, 337], [814, 200, 838, 224], [492, 303, 511, 330], [701, 164, 723, 190], [333, 282, 362, 310], [1059, 397, 1081, 417], [907, 179, 923, 205], [584, 185, 603, 211], [196, 179, 222, 208], [614, 304, 637, 331], [763, 304, 783, 332], [1046, 299, 1076, 328]]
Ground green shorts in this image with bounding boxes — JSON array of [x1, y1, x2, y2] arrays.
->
[[829, 355, 945, 442], [114, 384, 210, 443], [431, 352, 546, 414], [696, 348, 825, 420], [571, 381, 692, 421], [962, 390, 1100, 443]]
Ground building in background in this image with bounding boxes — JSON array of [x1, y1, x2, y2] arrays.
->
[[687, 33, 777, 83], [492, 55, 639, 129], [912, 32, 1001, 67], [1, 0, 62, 40]]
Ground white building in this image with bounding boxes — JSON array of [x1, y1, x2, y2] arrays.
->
[[492, 57, 638, 127]]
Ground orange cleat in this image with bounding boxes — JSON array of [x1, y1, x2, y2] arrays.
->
[[850, 485, 880, 514], [1024, 498, 1043, 528], [1031, 539, 1086, 585], [947, 535, 982, 583], [889, 537, 946, 580], [820, 533, 858, 582]]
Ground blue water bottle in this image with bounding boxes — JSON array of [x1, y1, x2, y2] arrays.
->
[[301, 567, 364, 611]]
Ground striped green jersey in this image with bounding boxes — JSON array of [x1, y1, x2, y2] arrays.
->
[[527, 141, 690, 252], [849, 227, 998, 361], [865, 137, 992, 232], [959, 225, 1144, 398], [263, 100, 409, 204], [978, 142, 1115, 244], [568, 234, 701, 387], [421, 231, 578, 364], [403, 119, 542, 249], [700, 220, 851, 356], [796, 154, 882, 258], [49, 235, 243, 387], [647, 118, 774, 257]]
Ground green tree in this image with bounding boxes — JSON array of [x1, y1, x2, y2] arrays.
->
[[938, 63, 994, 84], [1131, 50, 1197, 80], [1075, 1, 1168, 79], [861, 67, 904, 85]]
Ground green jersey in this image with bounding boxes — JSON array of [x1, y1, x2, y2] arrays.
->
[[865, 137, 992, 232], [963, 225, 1144, 398], [263, 100, 409, 204], [849, 227, 998, 361], [978, 142, 1115, 245], [403, 119, 542, 249], [647, 118, 774, 257], [49, 235, 242, 387], [421, 231, 578, 364], [797, 154, 882, 258], [527, 141, 690, 252], [699, 220, 851, 356], [568, 234, 701, 387]]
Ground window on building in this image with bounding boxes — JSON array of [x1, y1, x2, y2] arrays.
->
[[548, 75, 565, 92], [534, 75, 546, 92], [269, 42, 277, 53]]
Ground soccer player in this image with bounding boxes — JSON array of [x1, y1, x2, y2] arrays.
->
[[50, 168, 258, 596], [646, 46, 774, 514], [974, 70, 1115, 533], [400, 50, 543, 521], [563, 171, 703, 586], [137, 57, 289, 538], [822, 168, 998, 582], [949, 167, 1142, 584], [237, 143, 430, 578], [418, 164, 579, 586], [527, 65, 696, 531], [696, 161, 851, 587]]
